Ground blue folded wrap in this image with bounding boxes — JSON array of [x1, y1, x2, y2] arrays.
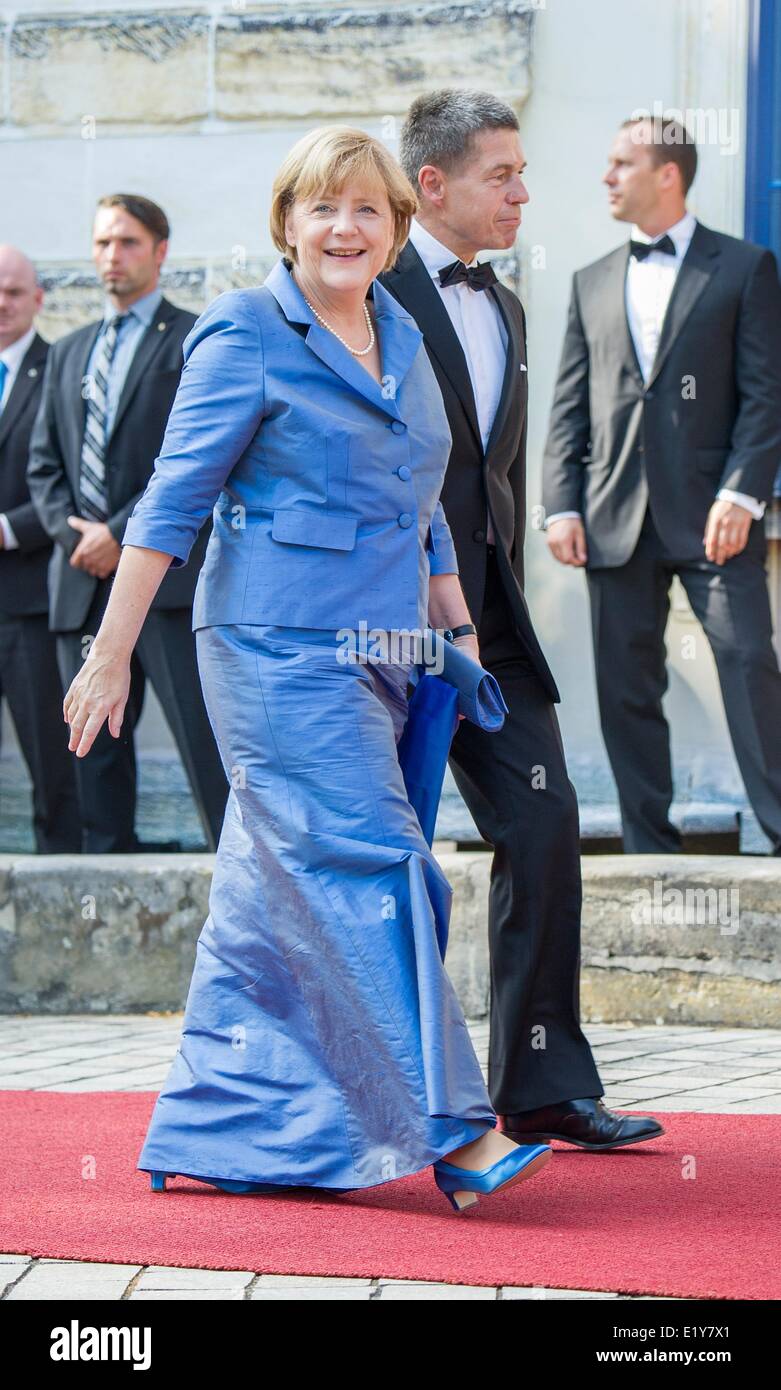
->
[[397, 630, 509, 846], [423, 628, 510, 731]]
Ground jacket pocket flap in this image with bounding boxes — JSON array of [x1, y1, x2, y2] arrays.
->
[[271, 508, 357, 550]]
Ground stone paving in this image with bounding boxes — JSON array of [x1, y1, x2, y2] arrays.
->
[[3, 1013, 779, 1300]]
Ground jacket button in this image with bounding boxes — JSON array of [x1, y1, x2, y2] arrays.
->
[[390, 420, 407, 434], [396, 464, 412, 480], [398, 512, 413, 528], [472, 528, 486, 542]]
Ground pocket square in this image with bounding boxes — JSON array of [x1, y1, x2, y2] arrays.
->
[[520, 362, 528, 372]]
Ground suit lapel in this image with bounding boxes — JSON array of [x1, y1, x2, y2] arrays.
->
[[483, 281, 521, 459], [106, 296, 179, 444], [600, 245, 645, 385], [645, 221, 720, 387], [0, 332, 48, 451], [381, 243, 484, 453]]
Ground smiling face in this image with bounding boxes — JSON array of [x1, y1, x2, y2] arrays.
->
[[417, 126, 528, 262], [92, 206, 167, 306], [284, 180, 395, 306]]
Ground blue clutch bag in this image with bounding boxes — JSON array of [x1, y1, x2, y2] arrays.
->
[[397, 630, 509, 848], [424, 628, 509, 731]]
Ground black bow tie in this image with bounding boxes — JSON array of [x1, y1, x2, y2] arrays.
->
[[438, 259, 498, 291], [629, 234, 676, 261]]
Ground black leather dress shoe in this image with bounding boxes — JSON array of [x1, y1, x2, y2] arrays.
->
[[502, 1098, 665, 1150]]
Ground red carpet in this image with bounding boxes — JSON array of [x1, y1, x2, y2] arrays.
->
[[2, 1090, 778, 1299]]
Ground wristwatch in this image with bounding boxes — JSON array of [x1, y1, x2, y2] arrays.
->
[[442, 623, 477, 642]]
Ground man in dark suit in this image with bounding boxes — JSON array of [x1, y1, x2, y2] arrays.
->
[[543, 116, 781, 853], [381, 89, 662, 1150], [27, 195, 228, 853], [0, 245, 80, 851]]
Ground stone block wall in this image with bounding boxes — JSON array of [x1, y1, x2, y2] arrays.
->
[[5, 4, 533, 132], [2, 1, 534, 335], [2, 852, 779, 1026]]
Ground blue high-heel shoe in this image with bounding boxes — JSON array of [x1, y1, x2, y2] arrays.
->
[[149, 1171, 279, 1195], [433, 1142, 552, 1212]]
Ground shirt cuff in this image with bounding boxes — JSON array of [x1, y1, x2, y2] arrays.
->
[[545, 510, 582, 529], [0, 513, 20, 550], [717, 489, 766, 520]]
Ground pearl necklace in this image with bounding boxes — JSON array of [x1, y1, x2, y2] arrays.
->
[[300, 291, 375, 356]]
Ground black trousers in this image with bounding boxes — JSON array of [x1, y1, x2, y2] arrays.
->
[[448, 546, 603, 1113], [56, 581, 228, 853], [587, 506, 781, 854], [0, 611, 81, 852]]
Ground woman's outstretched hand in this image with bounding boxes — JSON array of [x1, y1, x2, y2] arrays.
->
[[63, 645, 131, 758]]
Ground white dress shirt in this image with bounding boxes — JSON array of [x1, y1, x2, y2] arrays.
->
[[408, 217, 509, 544], [0, 323, 37, 551], [546, 211, 763, 529]]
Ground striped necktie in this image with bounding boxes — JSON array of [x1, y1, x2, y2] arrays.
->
[[80, 313, 125, 522]]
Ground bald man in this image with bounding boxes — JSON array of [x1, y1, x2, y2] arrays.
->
[[0, 246, 80, 851]]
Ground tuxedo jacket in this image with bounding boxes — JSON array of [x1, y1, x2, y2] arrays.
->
[[0, 331, 53, 617], [380, 241, 559, 704], [26, 295, 210, 631], [542, 220, 781, 567]]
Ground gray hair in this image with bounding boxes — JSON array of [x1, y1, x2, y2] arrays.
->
[[399, 88, 519, 189]]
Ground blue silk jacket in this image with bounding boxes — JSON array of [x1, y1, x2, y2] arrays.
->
[[122, 257, 458, 632]]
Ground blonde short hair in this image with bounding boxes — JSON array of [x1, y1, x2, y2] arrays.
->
[[270, 126, 418, 274]]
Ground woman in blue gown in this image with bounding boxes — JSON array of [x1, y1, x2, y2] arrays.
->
[[61, 126, 551, 1212]]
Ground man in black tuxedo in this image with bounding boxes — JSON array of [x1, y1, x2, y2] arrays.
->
[[381, 89, 662, 1150], [27, 195, 228, 853], [543, 116, 781, 853], [0, 245, 80, 851]]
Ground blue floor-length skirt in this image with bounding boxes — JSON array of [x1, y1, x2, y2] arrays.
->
[[137, 623, 497, 1190]]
